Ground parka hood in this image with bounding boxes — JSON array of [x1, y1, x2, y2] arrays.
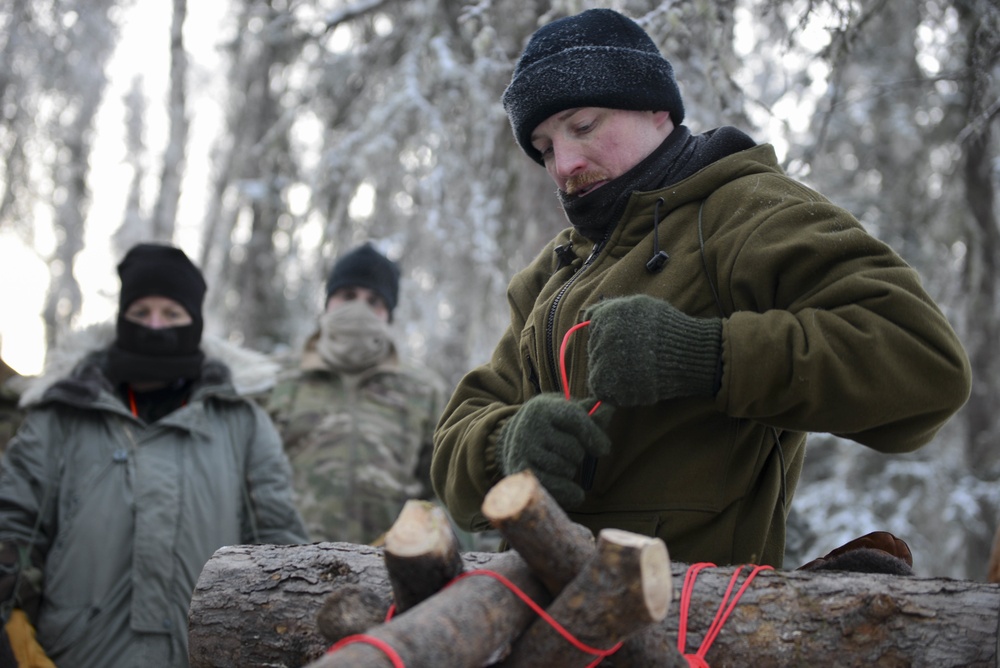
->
[[19, 322, 280, 408]]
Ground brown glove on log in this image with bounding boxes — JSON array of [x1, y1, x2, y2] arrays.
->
[[797, 530, 913, 575]]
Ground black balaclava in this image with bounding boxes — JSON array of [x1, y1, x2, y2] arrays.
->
[[105, 243, 207, 385], [559, 125, 757, 239]]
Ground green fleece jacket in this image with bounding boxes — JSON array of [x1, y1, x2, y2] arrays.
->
[[432, 143, 971, 567]]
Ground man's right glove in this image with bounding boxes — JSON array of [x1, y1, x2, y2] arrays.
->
[[586, 294, 722, 407], [496, 393, 611, 508]]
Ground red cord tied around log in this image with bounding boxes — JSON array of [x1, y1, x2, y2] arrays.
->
[[677, 562, 773, 667], [326, 634, 406, 667], [327, 569, 622, 667]]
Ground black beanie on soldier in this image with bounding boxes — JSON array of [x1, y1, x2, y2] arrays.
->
[[106, 243, 207, 384], [501, 8, 685, 165], [325, 243, 400, 317]]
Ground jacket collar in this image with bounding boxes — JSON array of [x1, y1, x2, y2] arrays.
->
[[563, 143, 782, 257]]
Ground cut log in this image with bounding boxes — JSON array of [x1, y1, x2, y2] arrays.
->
[[315, 583, 389, 644], [482, 470, 685, 667], [311, 550, 551, 667], [481, 470, 594, 594], [383, 499, 465, 614], [189, 542, 1000, 667], [188, 541, 393, 668], [497, 528, 672, 667]]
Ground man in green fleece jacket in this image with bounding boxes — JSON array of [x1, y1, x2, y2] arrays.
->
[[431, 8, 972, 568]]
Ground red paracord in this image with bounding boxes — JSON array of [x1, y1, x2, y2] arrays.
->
[[560, 321, 601, 415], [677, 562, 773, 667], [326, 633, 405, 667], [327, 568, 622, 668], [451, 569, 622, 667]]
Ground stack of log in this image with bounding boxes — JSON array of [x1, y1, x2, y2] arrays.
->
[[312, 470, 677, 667], [188, 471, 1000, 667]]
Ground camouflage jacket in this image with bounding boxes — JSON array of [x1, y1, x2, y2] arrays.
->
[[267, 334, 447, 544]]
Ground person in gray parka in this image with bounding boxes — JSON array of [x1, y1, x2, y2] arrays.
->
[[0, 243, 307, 668]]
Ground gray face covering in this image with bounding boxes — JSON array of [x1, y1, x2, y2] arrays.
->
[[315, 301, 394, 373]]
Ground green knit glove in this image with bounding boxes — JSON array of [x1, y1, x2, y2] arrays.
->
[[496, 393, 612, 508], [585, 294, 722, 407]]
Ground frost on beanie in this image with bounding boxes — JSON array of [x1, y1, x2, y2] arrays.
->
[[502, 8, 685, 164], [325, 243, 401, 316]]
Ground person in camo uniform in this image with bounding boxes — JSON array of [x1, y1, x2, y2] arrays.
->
[[267, 242, 447, 545]]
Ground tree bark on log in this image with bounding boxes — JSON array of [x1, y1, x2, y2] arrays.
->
[[189, 542, 1000, 668], [315, 582, 389, 644], [188, 542, 393, 668]]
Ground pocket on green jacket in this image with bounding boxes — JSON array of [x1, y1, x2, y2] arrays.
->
[[567, 509, 660, 538]]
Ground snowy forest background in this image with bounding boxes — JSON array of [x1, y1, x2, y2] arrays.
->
[[1, 0, 998, 580]]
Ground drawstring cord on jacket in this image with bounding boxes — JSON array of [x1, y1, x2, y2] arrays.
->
[[646, 197, 669, 273]]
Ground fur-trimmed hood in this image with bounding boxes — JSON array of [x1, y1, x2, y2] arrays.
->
[[19, 322, 280, 407]]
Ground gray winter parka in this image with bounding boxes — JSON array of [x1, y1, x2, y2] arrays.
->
[[0, 326, 306, 668], [432, 143, 972, 568]]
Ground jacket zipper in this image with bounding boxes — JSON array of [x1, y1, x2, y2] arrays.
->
[[117, 421, 140, 494], [544, 233, 611, 492], [544, 237, 609, 388]]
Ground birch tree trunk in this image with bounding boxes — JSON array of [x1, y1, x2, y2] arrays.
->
[[150, 0, 189, 242]]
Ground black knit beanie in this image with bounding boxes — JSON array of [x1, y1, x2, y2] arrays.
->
[[325, 243, 400, 316], [117, 243, 206, 329], [502, 8, 685, 165]]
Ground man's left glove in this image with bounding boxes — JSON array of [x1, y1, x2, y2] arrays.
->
[[586, 294, 722, 407], [496, 393, 612, 509]]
